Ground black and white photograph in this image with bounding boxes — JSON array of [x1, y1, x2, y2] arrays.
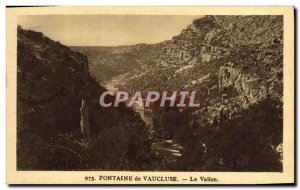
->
[[5, 6, 295, 185]]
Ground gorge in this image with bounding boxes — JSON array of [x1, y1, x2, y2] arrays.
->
[[17, 15, 283, 172]]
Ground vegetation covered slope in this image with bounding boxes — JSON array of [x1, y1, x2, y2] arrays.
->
[[17, 27, 158, 170], [72, 43, 163, 83], [80, 16, 283, 171]]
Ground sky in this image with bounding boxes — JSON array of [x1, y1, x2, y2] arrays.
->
[[18, 15, 197, 46]]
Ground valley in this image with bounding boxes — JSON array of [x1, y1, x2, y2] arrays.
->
[[17, 15, 284, 171]]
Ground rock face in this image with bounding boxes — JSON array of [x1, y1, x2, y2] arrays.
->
[[80, 99, 91, 145], [111, 16, 282, 106], [67, 15, 283, 172], [86, 15, 283, 128], [17, 26, 91, 136], [17, 26, 94, 170], [218, 63, 269, 105], [17, 27, 155, 171]]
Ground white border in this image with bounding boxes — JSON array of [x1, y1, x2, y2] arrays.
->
[[1, 1, 299, 189]]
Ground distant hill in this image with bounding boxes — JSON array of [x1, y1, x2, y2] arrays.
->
[[71, 43, 164, 83]]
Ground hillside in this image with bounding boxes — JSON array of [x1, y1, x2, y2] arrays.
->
[[84, 16, 283, 103], [72, 43, 163, 83], [118, 16, 282, 97], [79, 15, 283, 124], [75, 15, 284, 171], [17, 27, 158, 170]]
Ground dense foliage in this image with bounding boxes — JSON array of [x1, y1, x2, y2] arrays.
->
[[172, 97, 283, 171]]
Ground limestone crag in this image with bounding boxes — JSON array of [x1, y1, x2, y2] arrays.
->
[[17, 27, 154, 170]]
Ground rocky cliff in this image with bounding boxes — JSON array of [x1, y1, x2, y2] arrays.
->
[[17, 26, 91, 136], [17, 27, 157, 170], [84, 16, 283, 135], [106, 16, 283, 106], [66, 15, 284, 172]]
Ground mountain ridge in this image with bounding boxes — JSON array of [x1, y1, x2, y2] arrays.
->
[[74, 15, 283, 131]]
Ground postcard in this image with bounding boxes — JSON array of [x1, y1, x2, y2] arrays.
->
[[6, 6, 294, 184]]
